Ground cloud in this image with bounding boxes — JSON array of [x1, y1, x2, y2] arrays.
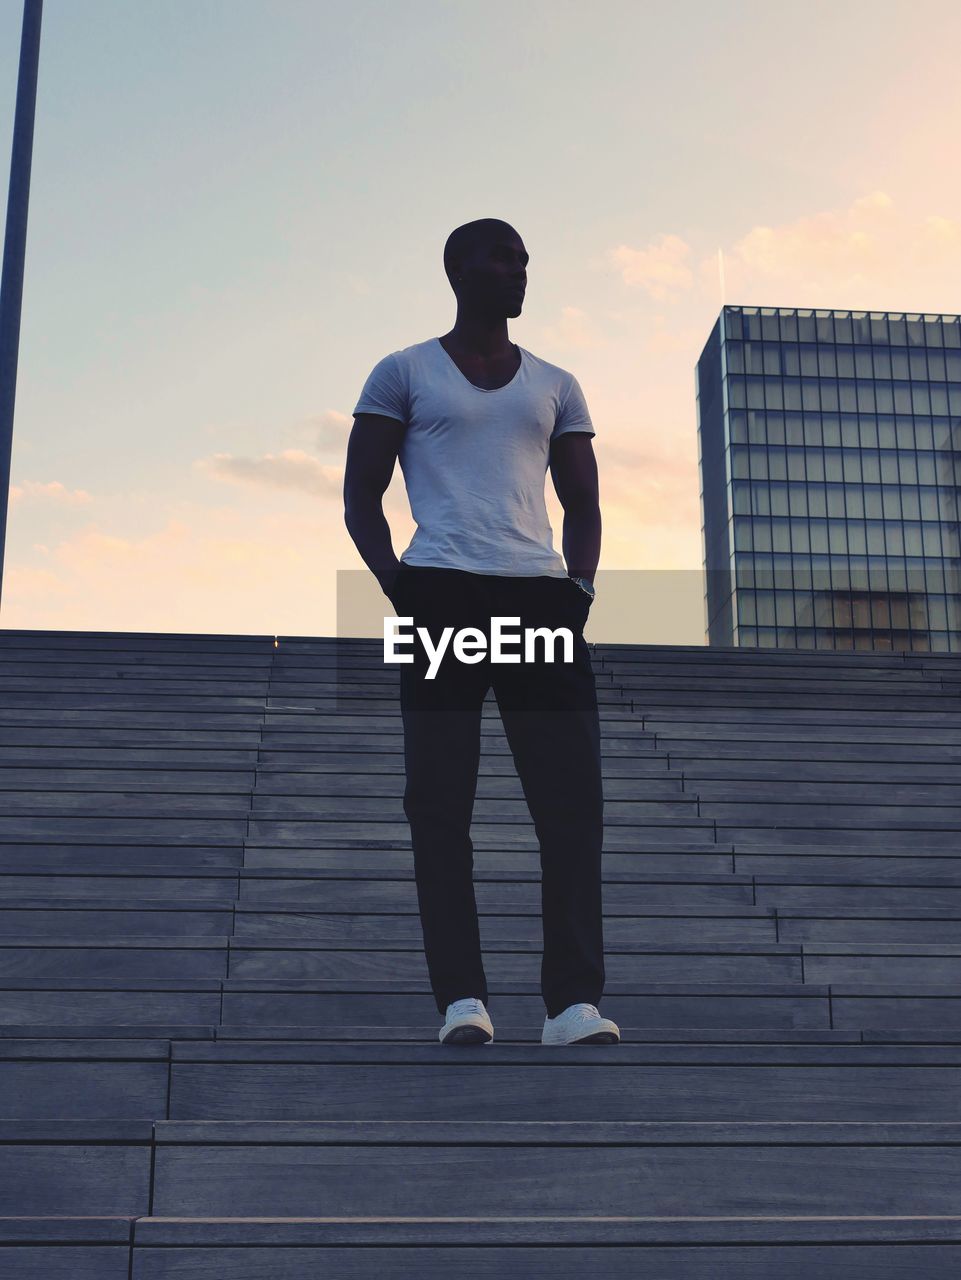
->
[[286, 408, 352, 452], [608, 233, 694, 300], [698, 191, 961, 309], [723, 190, 893, 283], [194, 448, 344, 498], [1, 499, 409, 635], [9, 480, 94, 507]]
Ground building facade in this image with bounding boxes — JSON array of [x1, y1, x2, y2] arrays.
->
[[696, 306, 961, 651]]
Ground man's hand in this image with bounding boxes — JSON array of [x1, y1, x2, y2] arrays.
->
[[343, 413, 407, 596]]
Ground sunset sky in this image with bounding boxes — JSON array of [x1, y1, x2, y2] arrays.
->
[[2, 0, 961, 642]]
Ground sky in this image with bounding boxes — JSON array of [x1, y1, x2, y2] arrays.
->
[[2, 0, 961, 643]]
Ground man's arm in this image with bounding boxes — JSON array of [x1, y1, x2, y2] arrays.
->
[[549, 431, 601, 583], [343, 413, 407, 595]]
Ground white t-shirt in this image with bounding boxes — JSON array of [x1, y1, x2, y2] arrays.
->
[[352, 336, 594, 577]]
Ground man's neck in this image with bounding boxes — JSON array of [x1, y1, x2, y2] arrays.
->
[[441, 312, 512, 360]]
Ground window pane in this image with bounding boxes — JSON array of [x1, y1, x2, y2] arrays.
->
[[874, 383, 894, 413], [803, 415, 823, 446], [893, 383, 912, 412], [808, 485, 827, 516], [769, 483, 789, 516], [856, 382, 876, 412], [854, 346, 873, 377], [873, 349, 892, 378], [761, 311, 780, 341], [780, 312, 799, 342], [801, 379, 821, 410], [842, 449, 862, 482], [775, 590, 795, 624], [923, 524, 943, 555], [902, 487, 920, 519], [912, 384, 931, 414], [903, 524, 924, 555], [852, 312, 871, 343], [870, 314, 890, 343], [906, 315, 925, 346], [925, 316, 944, 348]]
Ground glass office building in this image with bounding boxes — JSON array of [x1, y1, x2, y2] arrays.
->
[[696, 306, 961, 651]]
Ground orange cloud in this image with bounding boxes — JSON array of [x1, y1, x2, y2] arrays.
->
[[608, 233, 694, 300], [194, 448, 344, 498], [9, 480, 94, 507], [698, 191, 961, 310]]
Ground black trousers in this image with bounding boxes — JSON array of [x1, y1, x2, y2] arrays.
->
[[386, 566, 605, 1019]]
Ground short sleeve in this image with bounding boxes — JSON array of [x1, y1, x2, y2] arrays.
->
[[352, 352, 409, 425], [550, 373, 595, 441]]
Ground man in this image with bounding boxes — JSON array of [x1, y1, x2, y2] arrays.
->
[[343, 218, 618, 1048]]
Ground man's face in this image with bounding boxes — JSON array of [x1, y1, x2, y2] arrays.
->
[[460, 234, 528, 317]]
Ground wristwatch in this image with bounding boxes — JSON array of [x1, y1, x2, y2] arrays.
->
[[568, 575, 596, 601]]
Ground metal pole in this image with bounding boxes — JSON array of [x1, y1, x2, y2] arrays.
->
[[0, 0, 43, 611]]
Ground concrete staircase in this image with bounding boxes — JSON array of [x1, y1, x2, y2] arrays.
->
[[0, 627, 960, 1276]]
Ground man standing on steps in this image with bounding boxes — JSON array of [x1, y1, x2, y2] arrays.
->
[[343, 218, 619, 1048]]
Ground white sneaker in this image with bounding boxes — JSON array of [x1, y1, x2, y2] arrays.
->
[[439, 997, 494, 1045], [542, 1002, 620, 1045]]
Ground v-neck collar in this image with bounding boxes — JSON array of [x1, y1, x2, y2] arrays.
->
[[435, 336, 524, 393]]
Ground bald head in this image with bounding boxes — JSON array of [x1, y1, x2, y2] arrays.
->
[[443, 218, 521, 285]]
